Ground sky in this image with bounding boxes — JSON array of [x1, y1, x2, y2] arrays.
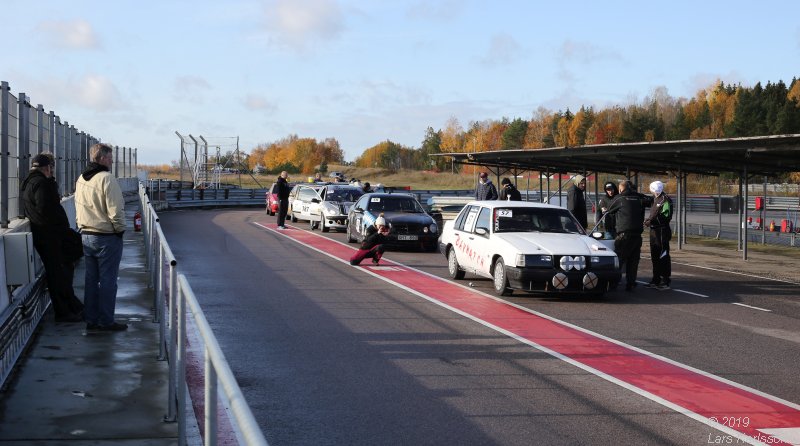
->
[[1, 0, 799, 165]]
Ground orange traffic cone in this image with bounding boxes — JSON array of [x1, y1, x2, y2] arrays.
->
[[769, 220, 776, 232]]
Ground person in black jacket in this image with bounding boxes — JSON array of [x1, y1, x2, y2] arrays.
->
[[475, 172, 498, 201], [20, 153, 84, 322], [499, 178, 522, 201], [604, 180, 649, 291], [645, 181, 674, 290], [350, 214, 389, 265], [566, 174, 587, 230], [275, 171, 291, 229], [596, 181, 619, 237]]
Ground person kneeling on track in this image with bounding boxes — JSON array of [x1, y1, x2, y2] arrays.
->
[[350, 214, 389, 266]]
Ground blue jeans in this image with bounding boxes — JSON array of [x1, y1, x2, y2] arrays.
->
[[82, 234, 124, 326]]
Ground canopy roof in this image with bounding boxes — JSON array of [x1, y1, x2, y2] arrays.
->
[[435, 134, 800, 177]]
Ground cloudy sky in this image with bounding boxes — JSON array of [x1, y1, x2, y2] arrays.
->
[[2, 0, 798, 165]]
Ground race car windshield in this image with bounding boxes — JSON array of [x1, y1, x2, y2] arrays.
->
[[327, 188, 363, 202], [368, 197, 425, 213], [494, 208, 585, 234]]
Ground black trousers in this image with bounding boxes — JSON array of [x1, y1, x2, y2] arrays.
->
[[649, 227, 672, 283], [33, 233, 78, 317], [614, 232, 642, 286], [277, 199, 289, 227]]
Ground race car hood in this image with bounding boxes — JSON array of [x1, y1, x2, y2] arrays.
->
[[381, 212, 435, 225], [495, 232, 613, 255]]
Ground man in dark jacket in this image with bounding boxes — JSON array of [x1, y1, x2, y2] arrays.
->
[[566, 174, 587, 230], [350, 214, 389, 265], [475, 172, 498, 200], [604, 180, 649, 291], [645, 181, 673, 290], [499, 178, 522, 201], [275, 171, 291, 229], [597, 181, 619, 237], [21, 153, 83, 322]]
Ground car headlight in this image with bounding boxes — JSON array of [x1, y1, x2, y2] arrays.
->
[[590, 255, 618, 269], [516, 254, 553, 268], [430, 223, 438, 234], [322, 202, 339, 216]]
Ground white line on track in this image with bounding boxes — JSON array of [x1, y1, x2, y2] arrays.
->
[[635, 280, 709, 297], [731, 302, 772, 312], [671, 259, 800, 285]]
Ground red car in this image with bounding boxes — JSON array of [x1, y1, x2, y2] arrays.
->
[[265, 182, 294, 216]]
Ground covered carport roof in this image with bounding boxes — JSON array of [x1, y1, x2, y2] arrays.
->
[[434, 134, 800, 177]]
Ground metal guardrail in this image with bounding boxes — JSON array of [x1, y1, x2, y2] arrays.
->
[[139, 184, 268, 446]]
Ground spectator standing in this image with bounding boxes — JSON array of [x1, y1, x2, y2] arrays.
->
[[75, 143, 127, 331], [350, 214, 389, 265], [362, 182, 373, 193], [313, 172, 323, 182], [21, 153, 84, 322], [645, 181, 674, 290], [499, 178, 522, 201], [566, 174, 588, 230], [276, 171, 291, 229], [604, 180, 646, 292], [475, 172, 498, 200], [597, 181, 619, 237]]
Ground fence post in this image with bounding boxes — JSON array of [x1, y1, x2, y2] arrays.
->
[[17, 93, 30, 218], [0, 82, 9, 228]]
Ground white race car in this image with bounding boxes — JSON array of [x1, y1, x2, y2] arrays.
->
[[439, 201, 620, 296]]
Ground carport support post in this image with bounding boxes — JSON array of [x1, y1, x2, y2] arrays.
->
[[743, 166, 749, 260], [761, 176, 767, 244], [716, 175, 722, 239]]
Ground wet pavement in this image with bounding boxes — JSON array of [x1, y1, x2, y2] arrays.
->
[[0, 205, 188, 445]]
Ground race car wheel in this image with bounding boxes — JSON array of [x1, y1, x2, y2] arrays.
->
[[492, 258, 512, 296], [447, 247, 465, 280], [346, 224, 356, 243], [320, 215, 329, 233]]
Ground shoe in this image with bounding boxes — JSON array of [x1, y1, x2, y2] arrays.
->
[[656, 282, 671, 291], [372, 258, 380, 265], [55, 312, 83, 323], [97, 322, 128, 331], [277, 226, 286, 230], [645, 280, 659, 289]]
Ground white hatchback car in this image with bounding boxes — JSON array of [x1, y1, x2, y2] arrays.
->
[[439, 201, 620, 296]]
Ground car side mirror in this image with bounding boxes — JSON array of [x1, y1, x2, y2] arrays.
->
[[311, 198, 320, 203], [475, 227, 488, 236], [353, 208, 363, 213], [591, 231, 604, 239]]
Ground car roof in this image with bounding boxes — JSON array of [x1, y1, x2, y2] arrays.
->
[[468, 200, 565, 210], [363, 192, 417, 199]]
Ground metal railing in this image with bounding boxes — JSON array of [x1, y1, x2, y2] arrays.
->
[[139, 184, 268, 446]]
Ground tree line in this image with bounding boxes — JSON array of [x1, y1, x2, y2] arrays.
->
[[249, 78, 800, 176]]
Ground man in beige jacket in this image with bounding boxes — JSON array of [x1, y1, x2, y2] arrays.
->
[[75, 143, 127, 331]]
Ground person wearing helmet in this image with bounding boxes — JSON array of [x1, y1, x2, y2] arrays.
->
[[645, 181, 673, 290], [597, 181, 619, 238], [475, 172, 498, 201], [349, 213, 390, 266], [566, 174, 588, 230]]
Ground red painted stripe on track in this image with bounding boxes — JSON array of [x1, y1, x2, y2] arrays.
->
[[258, 222, 800, 445]]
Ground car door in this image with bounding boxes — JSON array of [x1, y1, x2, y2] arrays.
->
[[470, 206, 494, 278], [308, 187, 324, 221], [452, 205, 481, 273], [349, 196, 368, 242]]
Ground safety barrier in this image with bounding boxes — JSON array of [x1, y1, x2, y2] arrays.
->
[[139, 184, 268, 446]]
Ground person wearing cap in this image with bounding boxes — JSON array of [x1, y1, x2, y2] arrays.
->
[[475, 172, 498, 201], [597, 181, 619, 238], [499, 178, 522, 201], [645, 181, 673, 290], [349, 213, 389, 265], [75, 143, 128, 331], [566, 174, 588, 230], [604, 180, 647, 291], [21, 153, 85, 322]]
